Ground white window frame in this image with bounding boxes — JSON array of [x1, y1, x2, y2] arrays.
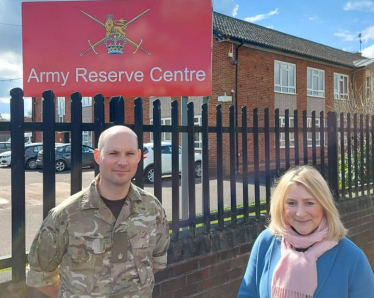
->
[[149, 116, 202, 150], [307, 67, 325, 97], [274, 60, 296, 94], [307, 118, 321, 147], [150, 118, 172, 142], [334, 73, 349, 100], [194, 116, 202, 151], [279, 116, 295, 148], [82, 97, 92, 107], [57, 97, 65, 122], [82, 131, 92, 147]]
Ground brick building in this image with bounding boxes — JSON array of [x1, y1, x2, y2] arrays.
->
[[32, 12, 374, 172]]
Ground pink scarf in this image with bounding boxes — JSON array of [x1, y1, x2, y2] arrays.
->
[[271, 217, 338, 298]]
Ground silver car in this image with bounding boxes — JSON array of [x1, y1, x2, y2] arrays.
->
[[142, 142, 202, 183]]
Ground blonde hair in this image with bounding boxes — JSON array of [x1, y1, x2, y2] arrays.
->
[[268, 165, 347, 241]]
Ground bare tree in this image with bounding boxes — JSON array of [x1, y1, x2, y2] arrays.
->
[[330, 85, 374, 116]]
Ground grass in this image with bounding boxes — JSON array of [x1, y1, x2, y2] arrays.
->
[[168, 200, 267, 231]]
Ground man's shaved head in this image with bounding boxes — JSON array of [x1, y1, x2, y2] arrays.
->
[[98, 126, 138, 152]]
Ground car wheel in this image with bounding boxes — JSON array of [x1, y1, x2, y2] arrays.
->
[[195, 161, 202, 178], [55, 160, 67, 172], [26, 158, 38, 170], [144, 166, 155, 184]]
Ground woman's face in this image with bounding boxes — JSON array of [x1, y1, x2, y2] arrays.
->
[[284, 184, 324, 235]]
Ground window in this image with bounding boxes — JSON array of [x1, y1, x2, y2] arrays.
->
[[82, 97, 92, 107], [149, 116, 202, 150], [82, 131, 92, 147], [57, 97, 65, 122], [334, 73, 349, 100], [150, 118, 172, 142], [307, 67, 325, 97], [32, 145, 43, 153], [161, 145, 172, 154], [194, 116, 202, 150], [82, 145, 94, 153], [307, 118, 321, 147], [279, 116, 295, 148], [366, 76, 371, 100], [274, 61, 296, 94]]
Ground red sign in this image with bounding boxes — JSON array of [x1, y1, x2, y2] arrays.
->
[[22, 0, 212, 97]]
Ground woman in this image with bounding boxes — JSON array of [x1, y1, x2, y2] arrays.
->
[[238, 165, 374, 298]]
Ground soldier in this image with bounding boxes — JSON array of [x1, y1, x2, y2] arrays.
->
[[26, 126, 170, 298]]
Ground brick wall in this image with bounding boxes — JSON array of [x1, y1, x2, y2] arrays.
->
[[0, 194, 373, 297], [151, 194, 374, 298]]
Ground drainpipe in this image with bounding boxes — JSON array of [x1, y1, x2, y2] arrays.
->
[[235, 41, 244, 173]]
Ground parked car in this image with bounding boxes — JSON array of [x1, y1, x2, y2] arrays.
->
[[142, 142, 202, 183], [36, 144, 95, 172], [0, 150, 11, 167], [0, 142, 11, 154], [0, 142, 44, 169], [7, 132, 33, 144]]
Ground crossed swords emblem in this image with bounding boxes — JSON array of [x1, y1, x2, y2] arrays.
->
[[80, 9, 151, 56]]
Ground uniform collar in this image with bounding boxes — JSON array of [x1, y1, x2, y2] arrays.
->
[[80, 174, 142, 210]]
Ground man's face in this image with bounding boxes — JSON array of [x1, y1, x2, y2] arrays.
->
[[94, 131, 141, 188]]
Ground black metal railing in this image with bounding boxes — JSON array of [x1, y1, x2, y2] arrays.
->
[[1, 87, 374, 282]]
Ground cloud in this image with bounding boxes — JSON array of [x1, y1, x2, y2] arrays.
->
[[0, 99, 10, 120], [344, 1, 374, 11], [0, 52, 23, 79], [213, 0, 239, 17], [232, 4, 239, 17], [361, 25, 374, 42], [308, 15, 324, 24], [244, 8, 279, 23], [334, 30, 357, 41], [0, 96, 32, 120], [362, 44, 374, 57]]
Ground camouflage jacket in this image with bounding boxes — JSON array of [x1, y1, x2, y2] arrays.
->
[[26, 176, 170, 298]]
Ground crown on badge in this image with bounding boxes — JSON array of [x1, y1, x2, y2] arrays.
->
[[104, 35, 126, 55]]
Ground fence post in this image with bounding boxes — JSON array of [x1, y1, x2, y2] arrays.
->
[[71, 92, 83, 195], [171, 100, 180, 239], [134, 97, 144, 188], [187, 102, 196, 236], [253, 108, 260, 221], [241, 106, 248, 224], [327, 112, 339, 200], [42, 90, 56, 218], [229, 105, 237, 228], [109, 96, 124, 125], [216, 105, 224, 231], [93, 94, 105, 177], [202, 103, 210, 233], [10, 87, 26, 281], [152, 99, 162, 202]]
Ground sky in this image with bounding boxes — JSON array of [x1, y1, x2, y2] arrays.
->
[[1, 0, 374, 120]]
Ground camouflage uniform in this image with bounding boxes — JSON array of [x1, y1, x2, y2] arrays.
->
[[26, 175, 170, 298]]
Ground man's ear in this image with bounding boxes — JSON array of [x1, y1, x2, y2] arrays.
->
[[94, 149, 101, 165], [137, 149, 142, 162]]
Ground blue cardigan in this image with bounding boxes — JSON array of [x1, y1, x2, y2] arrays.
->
[[238, 229, 374, 298]]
